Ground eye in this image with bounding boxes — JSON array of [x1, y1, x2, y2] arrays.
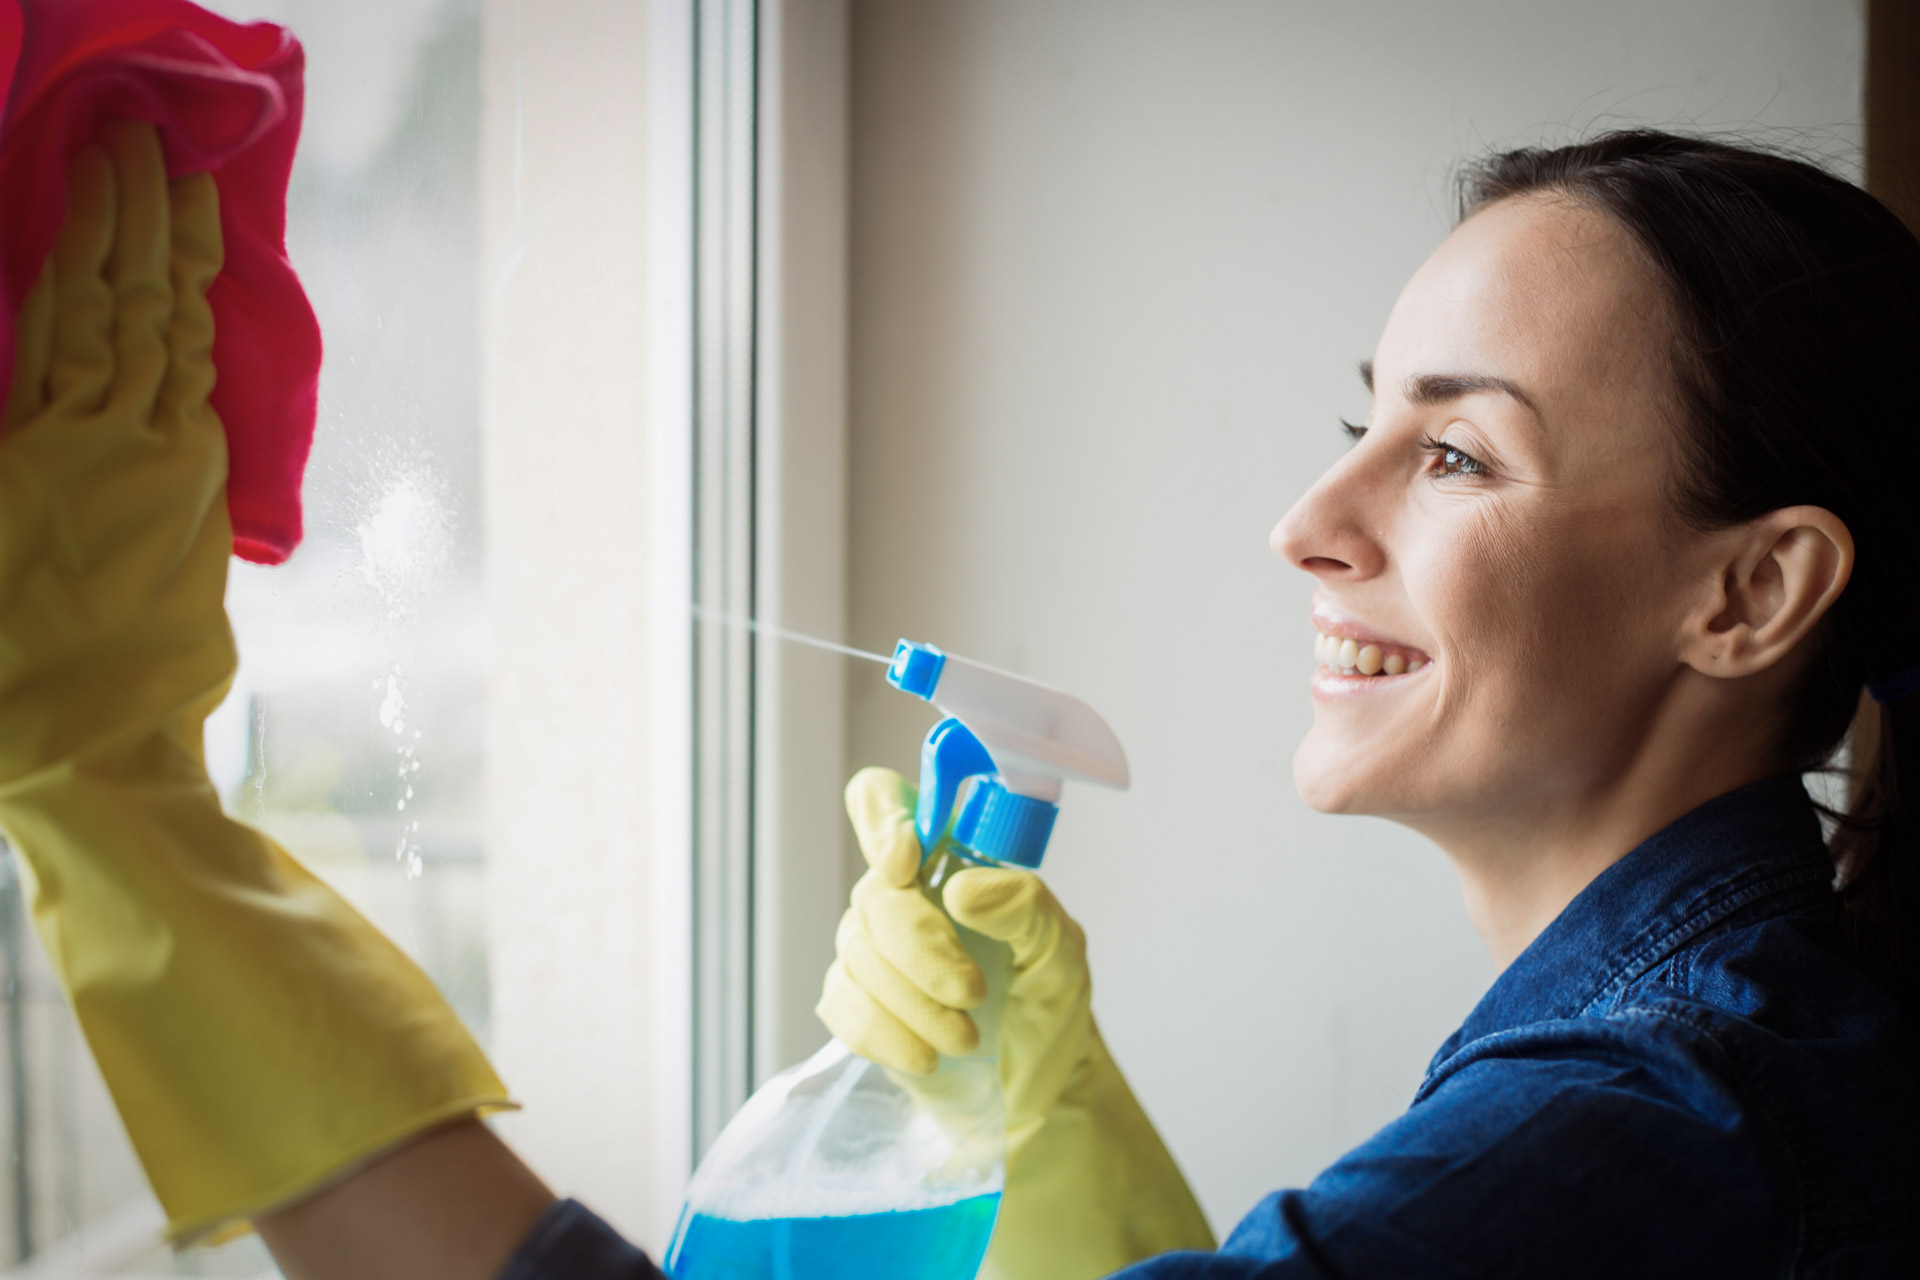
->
[[1339, 417, 1367, 442], [1417, 433, 1488, 477]]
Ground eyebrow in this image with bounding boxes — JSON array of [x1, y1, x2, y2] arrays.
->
[[1357, 360, 1542, 420]]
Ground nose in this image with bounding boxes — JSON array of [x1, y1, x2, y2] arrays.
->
[[1269, 448, 1387, 582]]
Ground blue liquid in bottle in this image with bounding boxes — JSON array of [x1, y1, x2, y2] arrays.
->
[[665, 1191, 999, 1280]]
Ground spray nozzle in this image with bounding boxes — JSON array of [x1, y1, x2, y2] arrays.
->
[[914, 717, 995, 850], [914, 717, 1063, 869], [888, 640, 947, 699], [889, 638, 1128, 870]]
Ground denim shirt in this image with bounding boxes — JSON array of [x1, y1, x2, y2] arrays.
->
[[500, 776, 1919, 1280], [1119, 775, 1920, 1278]]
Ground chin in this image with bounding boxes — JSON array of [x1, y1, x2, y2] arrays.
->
[[1293, 733, 1372, 814]]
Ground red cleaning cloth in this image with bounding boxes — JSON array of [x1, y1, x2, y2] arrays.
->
[[0, 0, 318, 564]]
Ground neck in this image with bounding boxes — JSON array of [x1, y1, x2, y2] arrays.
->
[[1417, 677, 1789, 972]]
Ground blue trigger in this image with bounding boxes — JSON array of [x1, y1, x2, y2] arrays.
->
[[915, 718, 998, 855]]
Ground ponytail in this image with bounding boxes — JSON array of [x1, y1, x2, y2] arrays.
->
[[1837, 688, 1920, 1021]]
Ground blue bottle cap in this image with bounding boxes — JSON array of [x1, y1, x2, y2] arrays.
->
[[953, 778, 1059, 870], [888, 640, 947, 702]]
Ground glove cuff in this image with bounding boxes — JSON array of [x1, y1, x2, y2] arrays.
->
[[1, 779, 513, 1244], [987, 1022, 1216, 1280]]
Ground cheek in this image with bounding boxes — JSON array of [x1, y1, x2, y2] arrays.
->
[[1291, 502, 1547, 813], [1417, 495, 1680, 788], [1434, 502, 1594, 679], [1294, 491, 1681, 817]]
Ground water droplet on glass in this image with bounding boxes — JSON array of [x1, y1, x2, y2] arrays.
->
[[355, 469, 455, 621]]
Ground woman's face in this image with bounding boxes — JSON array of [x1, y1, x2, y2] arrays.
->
[[1276, 194, 1719, 835]]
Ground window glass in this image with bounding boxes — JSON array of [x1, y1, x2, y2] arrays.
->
[[0, 0, 485, 1272]]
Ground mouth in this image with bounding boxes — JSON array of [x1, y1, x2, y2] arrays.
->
[[1310, 608, 1432, 683]]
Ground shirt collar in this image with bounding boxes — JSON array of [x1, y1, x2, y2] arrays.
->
[[1429, 774, 1836, 1071]]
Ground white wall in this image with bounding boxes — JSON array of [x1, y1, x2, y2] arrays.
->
[[842, 0, 1863, 1233]]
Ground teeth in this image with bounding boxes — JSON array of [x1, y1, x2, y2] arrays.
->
[[1313, 630, 1427, 678]]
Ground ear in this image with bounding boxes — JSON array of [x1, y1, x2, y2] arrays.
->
[[1680, 506, 1854, 680]]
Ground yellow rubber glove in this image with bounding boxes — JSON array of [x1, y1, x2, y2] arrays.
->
[[818, 767, 1216, 1280], [0, 122, 511, 1245]]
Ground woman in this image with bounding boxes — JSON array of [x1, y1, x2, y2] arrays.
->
[[2, 129, 1914, 1277], [802, 130, 1920, 1278]]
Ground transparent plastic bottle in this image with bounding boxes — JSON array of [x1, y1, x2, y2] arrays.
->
[[665, 871, 1011, 1280]]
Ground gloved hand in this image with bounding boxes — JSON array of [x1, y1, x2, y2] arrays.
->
[[818, 767, 1216, 1280], [0, 122, 510, 1245]]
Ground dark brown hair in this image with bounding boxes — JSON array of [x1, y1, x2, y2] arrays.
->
[[1459, 130, 1920, 1019]]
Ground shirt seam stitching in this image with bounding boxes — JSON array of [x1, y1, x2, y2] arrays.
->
[[1423, 861, 1830, 1087], [1576, 860, 1830, 1019]]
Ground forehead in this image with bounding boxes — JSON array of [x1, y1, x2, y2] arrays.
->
[[1375, 194, 1674, 424]]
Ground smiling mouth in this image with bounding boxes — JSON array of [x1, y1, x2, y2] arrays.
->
[[1313, 629, 1430, 678]]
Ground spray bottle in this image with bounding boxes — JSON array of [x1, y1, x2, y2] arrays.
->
[[664, 639, 1130, 1280]]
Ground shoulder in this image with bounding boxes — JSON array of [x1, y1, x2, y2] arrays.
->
[[1414, 1004, 1785, 1199], [1429, 905, 1919, 1124], [1184, 914, 1920, 1278], [1621, 909, 1920, 1165], [1199, 1023, 1793, 1278], [1407, 912, 1920, 1268], [1219, 1010, 1775, 1277], [1633, 911, 1920, 1257]]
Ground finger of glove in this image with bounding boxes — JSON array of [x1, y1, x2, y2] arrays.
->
[[845, 767, 922, 889], [946, 867, 1095, 1131], [851, 868, 986, 1009], [45, 145, 117, 419], [835, 907, 980, 1057], [160, 172, 221, 423], [101, 121, 172, 429], [816, 960, 938, 1076], [945, 867, 1088, 990], [3, 251, 56, 433]]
